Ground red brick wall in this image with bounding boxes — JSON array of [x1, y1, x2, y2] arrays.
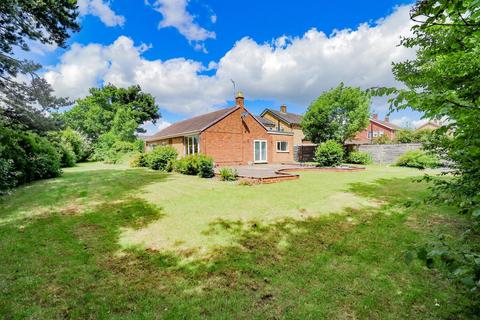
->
[[355, 121, 396, 141], [270, 134, 295, 164], [201, 107, 275, 165]]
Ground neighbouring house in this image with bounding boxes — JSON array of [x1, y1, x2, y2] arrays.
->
[[145, 92, 295, 166], [415, 121, 442, 131], [349, 114, 401, 144], [259, 105, 306, 146]]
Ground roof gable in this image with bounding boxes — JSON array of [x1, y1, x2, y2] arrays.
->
[[146, 106, 239, 141], [370, 118, 401, 130], [260, 108, 302, 125]]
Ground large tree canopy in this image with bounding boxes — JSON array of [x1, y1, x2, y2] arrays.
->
[[301, 83, 370, 144], [62, 84, 161, 142], [375, 0, 480, 215], [0, 0, 79, 132]]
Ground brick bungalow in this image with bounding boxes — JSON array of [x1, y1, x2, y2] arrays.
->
[[350, 114, 401, 144], [145, 92, 295, 166]]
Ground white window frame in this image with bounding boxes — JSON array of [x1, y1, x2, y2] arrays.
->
[[276, 141, 289, 153], [184, 135, 200, 155], [253, 139, 268, 163]]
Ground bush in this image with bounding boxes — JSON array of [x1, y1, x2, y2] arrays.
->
[[60, 129, 92, 162], [0, 158, 19, 194], [396, 149, 440, 169], [58, 144, 77, 168], [91, 133, 144, 163], [129, 153, 147, 168], [219, 167, 238, 181], [373, 135, 392, 144], [174, 155, 199, 175], [174, 154, 215, 178], [315, 140, 344, 167], [197, 155, 215, 178], [144, 146, 178, 171], [347, 151, 372, 164]]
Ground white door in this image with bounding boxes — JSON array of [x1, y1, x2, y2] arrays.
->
[[254, 140, 267, 163]]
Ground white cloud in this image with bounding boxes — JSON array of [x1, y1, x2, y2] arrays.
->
[[78, 0, 125, 27], [141, 119, 172, 135], [44, 5, 416, 117], [148, 0, 216, 51]]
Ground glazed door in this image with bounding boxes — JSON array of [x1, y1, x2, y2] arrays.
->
[[254, 140, 267, 163]]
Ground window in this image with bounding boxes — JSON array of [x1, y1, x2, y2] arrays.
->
[[368, 132, 372, 139], [276, 141, 288, 152], [373, 131, 379, 138], [184, 135, 199, 155]]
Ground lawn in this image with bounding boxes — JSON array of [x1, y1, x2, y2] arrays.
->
[[0, 162, 474, 318]]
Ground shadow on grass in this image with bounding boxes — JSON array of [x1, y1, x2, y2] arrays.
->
[[0, 168, 170, 224], [0, 176, 474, 319]]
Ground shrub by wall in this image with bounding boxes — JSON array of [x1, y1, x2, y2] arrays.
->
[[347, 151, 372, 165], [315, 140, 344, 167], [144, 146, 178, 171], [219, 167, 238, 181], [174, 154, 215, 178], [396, 149, 440, 169]]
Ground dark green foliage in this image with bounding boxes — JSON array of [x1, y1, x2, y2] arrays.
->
[[0, 158, 18, 194], [174, 154, 214, 178], [0, 0, 79, 133], [58, 144, 76, 168], [347, 151, 372, 165], [91, 133, 144, 164], [373, 0, 480, 216], [302, 83, 370, 143], [315, 140, 344, 167], [219, 167, 238, 181], [144, 146, 178, 171], [197, 155, 215, 178], [0, 124, 61, 193], [374, 0, 480, 297], [396, 150, 440, 169]]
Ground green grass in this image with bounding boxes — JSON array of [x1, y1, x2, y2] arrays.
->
[[0, 162, 475, 318]]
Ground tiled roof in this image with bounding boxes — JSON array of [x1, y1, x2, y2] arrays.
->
[[371, 118, 402, 130], [261, 109, 302, 125], [146, 106, 238, 141], [255, 116, 275, 127]]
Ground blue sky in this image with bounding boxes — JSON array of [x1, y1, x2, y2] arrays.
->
[[30, 0, 426, 133]]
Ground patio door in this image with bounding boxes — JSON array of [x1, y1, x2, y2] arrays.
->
[[254, 140, 267, 163]]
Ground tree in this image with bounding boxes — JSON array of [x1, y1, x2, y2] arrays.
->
[[374, 0, 480, 216], [0, 0, 79, 132], [302, 83, 370, 144], [373, 0, 480, 295], [62, 84, 160, 142]]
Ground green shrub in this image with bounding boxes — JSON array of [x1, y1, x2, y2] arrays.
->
[[174, 154, 215, 178], [60, 128, 92, 162], [373, 135, 392, 144], [0, 158, 19, 194], [315, 140, 344, 167], [58, 144, 77, 168], [396, 149, 440, 169], [347, 151, 372, 164], [219, 167, 238, 181], [129, 153, 147, 168], [197, 155, 215, 178], [144, 146, 178, 171], [174, 155, 199, 175]]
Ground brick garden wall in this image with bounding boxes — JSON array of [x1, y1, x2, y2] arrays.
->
[[358, 143, 422, 164]]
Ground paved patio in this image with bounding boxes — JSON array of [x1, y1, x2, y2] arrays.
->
[[214, 163, 365, 183]]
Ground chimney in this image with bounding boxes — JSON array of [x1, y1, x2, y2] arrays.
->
[[235, 91, 244, 109], [372, 113, 378, 120], [384, 116, 389, 122], [280, 104, 287, 113]]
